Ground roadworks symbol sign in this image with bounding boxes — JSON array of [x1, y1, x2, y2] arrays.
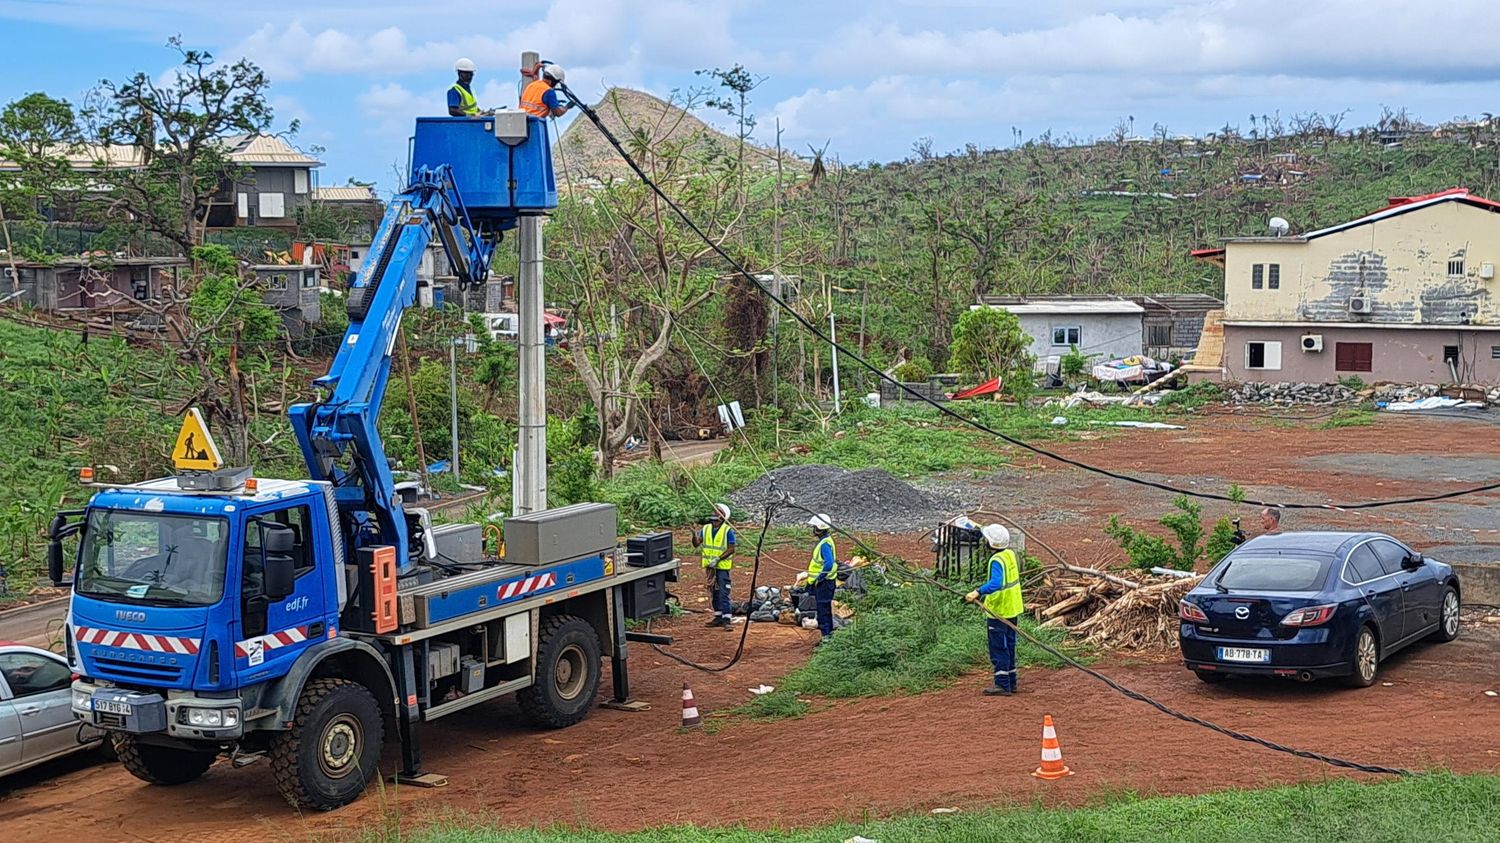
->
[[172, 408, 224, 472]]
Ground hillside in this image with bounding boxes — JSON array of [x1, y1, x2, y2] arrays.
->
[[559, 87, 797, 181]]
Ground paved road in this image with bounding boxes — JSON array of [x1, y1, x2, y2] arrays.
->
[[0, 597, 68, 649]]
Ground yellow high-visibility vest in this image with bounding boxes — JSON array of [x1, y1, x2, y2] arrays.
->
[[451, 84, 478, 116], [982, 549, 1023, 619], [701, 522, 732, 570]]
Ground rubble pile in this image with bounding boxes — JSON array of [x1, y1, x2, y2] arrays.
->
[[732, 464, 960, 532], [1227, 382, 1359, 405], [733, 570, 866, 630], [1035, 566, 1203, 650]]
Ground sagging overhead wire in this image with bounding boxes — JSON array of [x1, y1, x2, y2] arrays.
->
[[557, 79, 1500, 513], [771, 497, 1413, 778]]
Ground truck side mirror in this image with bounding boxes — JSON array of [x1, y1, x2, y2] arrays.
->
[[47, 510, 85, 587], [261, 523, 297, 599]]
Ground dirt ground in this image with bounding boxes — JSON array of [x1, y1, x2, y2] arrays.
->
[[3, 412, 1498, 841]]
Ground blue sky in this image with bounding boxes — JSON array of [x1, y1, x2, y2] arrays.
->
[[2, 1, 1498, 191]]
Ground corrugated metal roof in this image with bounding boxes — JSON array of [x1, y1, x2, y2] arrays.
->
[[313, 186, 378, 202], [0, 144, 144, 171], [224, 134, 322, 167], [1223, 188, 1500, 245], [978, 300, 1144, 315]]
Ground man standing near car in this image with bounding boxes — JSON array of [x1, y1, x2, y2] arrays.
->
[[1231, 507, 1284, 545]]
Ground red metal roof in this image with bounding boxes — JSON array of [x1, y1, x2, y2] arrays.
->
[[1189, 247, 1226, 258]]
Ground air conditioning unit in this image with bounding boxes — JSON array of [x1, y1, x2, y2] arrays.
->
[[1481, 262, 1496, 280], [1348, 294, 1373, 314], [1301, 334, 1324, 352]]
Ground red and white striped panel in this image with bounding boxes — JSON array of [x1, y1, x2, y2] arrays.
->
[[497, 572, 557, 602], [235, 625, 311, 659], [74, 626, 201, 655]]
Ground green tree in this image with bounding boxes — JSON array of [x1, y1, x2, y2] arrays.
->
[[0, 93, 81, 221], [81, 38, 284, 255], [947, 307, 1034, 394]]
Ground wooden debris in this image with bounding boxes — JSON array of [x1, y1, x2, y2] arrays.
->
[[1034, 562, 1203, 651]]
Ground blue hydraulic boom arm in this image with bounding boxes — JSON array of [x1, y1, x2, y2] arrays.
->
[[288, 163, 512, 574]]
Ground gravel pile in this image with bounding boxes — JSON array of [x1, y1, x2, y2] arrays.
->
[[730, 464, 962, 533]]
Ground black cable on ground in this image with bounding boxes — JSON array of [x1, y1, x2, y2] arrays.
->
[[558, 80, 1500, 513], [645, 497, 783, 673], [770, 497, 1413, 778]]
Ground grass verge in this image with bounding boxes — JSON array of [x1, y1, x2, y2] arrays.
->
[[735, 574, 1084, 720], [392, 772, 1500, 842]]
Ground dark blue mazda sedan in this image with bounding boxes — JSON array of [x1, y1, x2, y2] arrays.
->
[[1179, 532, 1461, 687]]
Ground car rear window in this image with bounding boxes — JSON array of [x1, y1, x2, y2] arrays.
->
[[1216, 556, 1331, 591]]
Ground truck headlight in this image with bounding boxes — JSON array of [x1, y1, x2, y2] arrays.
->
[[72, 689, 91, 711], [183, 707, 239, 728]]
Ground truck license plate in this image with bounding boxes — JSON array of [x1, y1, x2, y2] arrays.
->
[[93, 699, 132, 716], [1218, 647, 1271, 663]]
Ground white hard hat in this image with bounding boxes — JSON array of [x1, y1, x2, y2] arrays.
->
[[712, 503, 731, 521], [542, 64, 566, 83], [807, 514, 832, 531], [982, 524, 1011, 549], [454, 58, 477, 73]]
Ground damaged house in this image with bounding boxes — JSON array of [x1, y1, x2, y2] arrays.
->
[[1193, 189, 1500, 383]]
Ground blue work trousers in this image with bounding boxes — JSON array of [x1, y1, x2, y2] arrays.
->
[[712, 568, 732, 619], [987, 618, 1018, 691], [813, 578, 836, 638]]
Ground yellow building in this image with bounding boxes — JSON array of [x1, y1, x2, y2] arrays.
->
[[1195, 189, 1500, 383]]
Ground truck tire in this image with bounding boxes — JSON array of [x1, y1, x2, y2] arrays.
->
[[117, 735, 217, 785], [518, 614, 601, 729], [269, 678, 384, 811]]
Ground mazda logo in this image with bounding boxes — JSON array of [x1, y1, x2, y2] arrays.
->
[[1234, 606, 1250, 620]]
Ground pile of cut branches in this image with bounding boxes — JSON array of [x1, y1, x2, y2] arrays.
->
[[1033, 561, 1202, 650]]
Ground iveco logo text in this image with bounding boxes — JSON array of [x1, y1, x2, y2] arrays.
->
[[1234, 606, 1251, 620], [115, 609, 147, 622]]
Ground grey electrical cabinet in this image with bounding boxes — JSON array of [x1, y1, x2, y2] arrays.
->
[[504, 503, 617, 566]]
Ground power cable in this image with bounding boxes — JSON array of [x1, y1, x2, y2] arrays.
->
[[773, 497, 1413, 778], [558, 80, 1500, 513]]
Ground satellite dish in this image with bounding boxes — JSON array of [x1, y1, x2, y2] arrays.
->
[[1268, 217, 1290, 236]]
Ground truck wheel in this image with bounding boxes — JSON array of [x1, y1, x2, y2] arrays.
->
[[117, 735, 217, 785], [518, 615, 601, 728], [269, 678, 384, 811]]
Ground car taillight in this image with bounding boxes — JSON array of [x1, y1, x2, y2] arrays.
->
[[1179, 600, 1208, 623], [1281, 604, 1337, 627]]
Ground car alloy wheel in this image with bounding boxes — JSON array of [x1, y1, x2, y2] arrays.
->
[[1442, 591, 1460, 638], [1356, 630, 1377, 682]]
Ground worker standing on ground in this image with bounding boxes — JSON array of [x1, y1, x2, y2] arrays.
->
[[448, 58, 481, 117], [802, 514, 838, 644], [520, 63, 574, 118], [966, 524, 1023, 696], [691, 503, 736, 628]]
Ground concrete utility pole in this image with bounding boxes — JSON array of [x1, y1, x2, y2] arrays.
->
[[449, 339, 460, 481], [515, 49, 548, 515], [829, 310, 841, 413]]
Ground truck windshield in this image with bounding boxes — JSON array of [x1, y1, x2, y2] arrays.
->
[[76, 510, 229, 606]]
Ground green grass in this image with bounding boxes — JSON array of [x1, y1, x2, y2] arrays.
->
[[1319, 408, 1377, 429], [389, 772, 1500, 842], [734, 573, 1082, 720]]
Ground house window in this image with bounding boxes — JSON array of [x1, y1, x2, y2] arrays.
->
[[301, 271, 318, 288], [1448, 257, 1465, 277], [1443, 346, 1460, 365], [1246, 341, 1282, 370], [1146, 323, 1172, 348], [1335, 342, 1373, 372], [269, 274, 288, 291], [1491, 346, 1500, 360], [1051, 326, 1081, 347], [1267, 264, 1280, 290], [1251, 264, 1264, 289]]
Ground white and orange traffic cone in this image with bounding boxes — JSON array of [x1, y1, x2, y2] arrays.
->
[[1032, 714, 1074, 780], [680, 681, 702, 729]]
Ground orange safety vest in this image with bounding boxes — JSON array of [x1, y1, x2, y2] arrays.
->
[[520, 80, 553, 117]]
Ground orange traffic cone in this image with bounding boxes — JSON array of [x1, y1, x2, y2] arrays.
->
[[680, 681, 702, 729], [1031, 714, 1074, 780]]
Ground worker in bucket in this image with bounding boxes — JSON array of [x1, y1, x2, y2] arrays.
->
[[520, 63, 574, 118], [447, 58, 485, 116], [691, 503, 736, 628], [801, 514, 838, 644], [966, 524, 1023, 695]]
